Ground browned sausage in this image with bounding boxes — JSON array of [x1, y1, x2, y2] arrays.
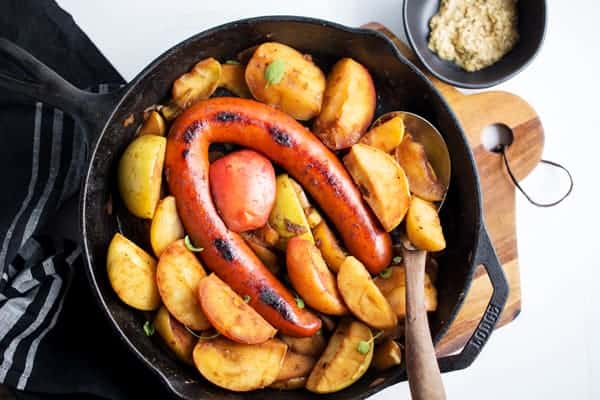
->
[[165, 97, 391, 336]]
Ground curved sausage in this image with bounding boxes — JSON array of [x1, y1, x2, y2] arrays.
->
[[165, 97, 392, 336]]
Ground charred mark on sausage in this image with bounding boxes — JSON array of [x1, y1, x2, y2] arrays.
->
[[183, 120, 204, 143], [268, 126, 293, 147], [182, 149, 190, 159], [213, 238, 235, 261], [259, 286, 293, 321], [215, 111, 241, 123]]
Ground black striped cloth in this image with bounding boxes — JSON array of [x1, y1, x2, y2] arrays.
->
[[1, 1, 172, 398]]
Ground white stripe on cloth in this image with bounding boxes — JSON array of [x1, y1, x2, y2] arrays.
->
[[0, 103, 43, 271], [16, 247, 79, 389], [21, 109, 64, 243], [0, 258, 63, 382], [8, 269, 38, 295]]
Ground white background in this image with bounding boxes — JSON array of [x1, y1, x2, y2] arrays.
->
[[56, 1, 600, 399]]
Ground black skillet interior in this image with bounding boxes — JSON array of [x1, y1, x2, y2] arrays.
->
[[81, 17, 482, 400]]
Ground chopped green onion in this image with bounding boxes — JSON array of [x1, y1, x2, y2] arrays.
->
[[392, 256, 403, 264], [225, 59, 240, 65], [243, 295, 251, 303], [265, 59, 285, 86], [357, 340, 370, 354], [184, 235, 204, 252], [379, 268, 393, 279], [143, 321, 155, 337], [295, 296, 305, 309], [184, 325, 220, 340]]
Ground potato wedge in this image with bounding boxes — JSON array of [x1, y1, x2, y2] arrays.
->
[[337, 257, 397, 330], [270, 377, 307, 390], [172, 57, 221, 108], [406, 196, 446, 251], [274, 351, 316, 382], [360, 115, 405, 153], [153, 306, 195, 365], [313, 58, 376, 150], [241, 232, 281, 275], [150, 196, 185, 257], [279, 332, 327, 357], [245, 42, 325, 120], [372, 338, 402, 371], [343, 144, 410, 232], [198, 273, 276, 344], [219, 63, 251, 97], [269, 174, 313, 249], [106, 233, 160, 311], [117, 134, 166, 219], [395, 133, 446, 201], [312, 221, 347, 273], [375, 265, 437, 317], [251, 222, 279, 247], [156, 240, 210, 330], [193, 337, 287, 392], [139, 110, 166, 136], [287, 237, 348, 315], [306, 319, 373, 393]]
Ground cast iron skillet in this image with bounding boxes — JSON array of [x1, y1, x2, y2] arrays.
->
[[0, 16, 508, 400]]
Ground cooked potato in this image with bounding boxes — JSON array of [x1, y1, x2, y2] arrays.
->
[[344, 144, 410, 232], [251, 223, 279, 247], [270, 377, 307, 390], [274, 351, 316, 382], [117, 135, 166, 219], [337, 257, 397, 330], [306, 319, 373, 393], [153, 306, 195, 365], [375, 265, 437, 317], [287, 237, 348, 315], [313, 58, 376, 150], [372, 338, 402, 370], [406, 196, 446, 251], [139, 110, 166, 136], [396, 133, 446, 201], [241, 232, 281, 275], [245, 42, 325, 120], [269, 174, 314, 250], [312, 221, 347, 273], [150, 196, 185, 257], [193, 337, 287, 392], [219, 63, 251, 97], [360, 115, 405, 153], [172, 57, 221, 108], [156, 240, 210, 330], [279, 333, 327, 358], [198, 273, 276, 344], [106, 233, 161, 311]]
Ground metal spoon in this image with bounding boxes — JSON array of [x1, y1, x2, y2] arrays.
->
[[374, 111, 450, 400]]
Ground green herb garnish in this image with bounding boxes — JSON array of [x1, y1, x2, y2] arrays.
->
[[184, 325, 220, 340], [184, 235, 204, 252], [225, 59, 240, 65], [379, 268, 393, 279], [357, 330, 383, 354], [392, 256, 403, 264], [143, 321, 155, 337], [295, 295, 305, 309], [265, 59, 285, 86], [243, 295, 251, 303]]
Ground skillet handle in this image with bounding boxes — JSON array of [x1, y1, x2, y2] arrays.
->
[[0, 37, 122, 140], [437, 224, 509, 372]]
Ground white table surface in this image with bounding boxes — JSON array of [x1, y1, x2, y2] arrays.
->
[[56, 1, 600, 398]]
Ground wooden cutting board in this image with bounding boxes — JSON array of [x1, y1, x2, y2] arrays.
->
[[363, 23, 543, 355]]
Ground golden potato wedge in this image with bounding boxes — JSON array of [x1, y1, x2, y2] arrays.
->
[[306, 319, 373, 393], [250, 222, 279, 247], [241, 232, 281, 275], [375, 265, 437, 317], [193, 337, 287, 392], [313, 58, 376, 150], [279, 332, 327, 357], [274, 351, 316, 382], [270, 377, 307, 390], [312, 221, 347, 273], [406, 196, 446, 251], [360, 115, 405, 153], [395, 133, 446, 201], [150, 196, 185, 257], [172, 57, 221, 108], [198, 273, 276, 344], [372, 338, 402, 370], [269, 174, 314, 249], [344, 144, 410, 232], [156, 240, 210, 330], [153, 306, 195, 365], [139, 110, 166, 136], [337, 257, 397, 330], [245, 42, 325, 120], [117, 134, 166, 219], [106, 233, 160, 311], [287, 237, 348, 315], [219, 63, 251, 97]]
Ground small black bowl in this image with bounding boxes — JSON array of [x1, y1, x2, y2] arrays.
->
[[404, 0, 547, 89]]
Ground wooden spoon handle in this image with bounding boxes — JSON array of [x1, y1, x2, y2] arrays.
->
[[403, 248, 446, 400]]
